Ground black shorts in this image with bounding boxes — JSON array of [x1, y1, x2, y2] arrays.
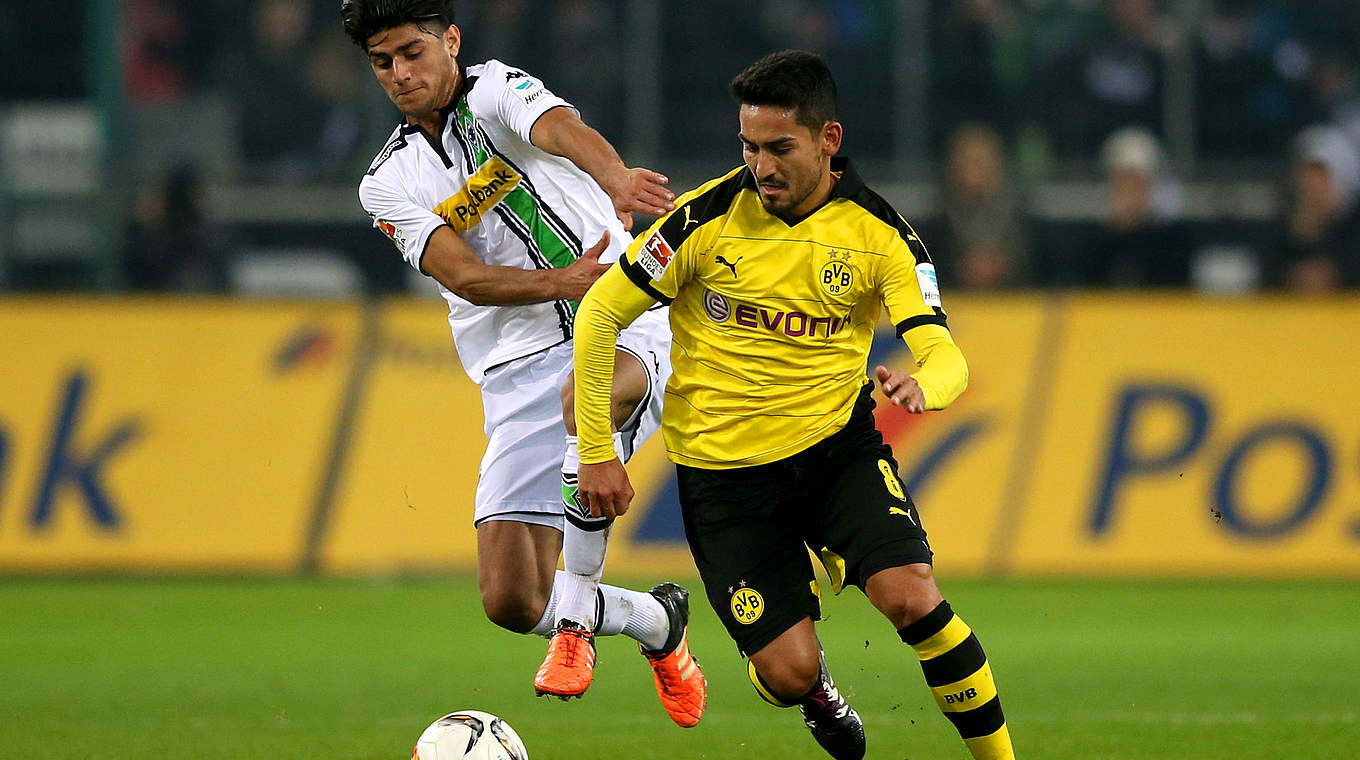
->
[[676, 383, 933, 657]]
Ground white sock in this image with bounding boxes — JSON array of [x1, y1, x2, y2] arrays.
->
[[527, 571, 565, 637], [532, 571, 669, 649], [597, 583, 670, 651], [557, 434, 669, 648], [558, 434, 615, 630], [558, 521, 612, 629]]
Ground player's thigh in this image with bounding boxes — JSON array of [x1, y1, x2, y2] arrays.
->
[[476, 345, 573, 525], [676, 462, 821, 658], [813, 447, 935, 593]]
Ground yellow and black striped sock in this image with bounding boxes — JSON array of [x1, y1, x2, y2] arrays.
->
[[747, 659, 798, 708], [898, 600, 1014, 760]]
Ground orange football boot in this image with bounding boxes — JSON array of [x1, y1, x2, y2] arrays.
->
[[641, 583, 707, 727], [534, 620, 596, 699]]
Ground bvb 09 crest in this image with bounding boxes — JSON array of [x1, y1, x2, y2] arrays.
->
[[819, 251, 854, 296], [731, 587, 764, 625]]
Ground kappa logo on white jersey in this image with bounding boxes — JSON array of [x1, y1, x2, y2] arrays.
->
[[637, 230, 675, 280], [365, 133, 408, 176]]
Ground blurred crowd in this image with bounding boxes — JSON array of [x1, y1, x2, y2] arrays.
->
[[921, 0, 1360, 292], [2, 0, 1359, 293]]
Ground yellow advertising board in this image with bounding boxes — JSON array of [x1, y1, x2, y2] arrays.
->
[[2, 294, 1356, 577], [0, 298, 358, 571], [318, 298, 485, 573], [1009, 295, 1360, 576]]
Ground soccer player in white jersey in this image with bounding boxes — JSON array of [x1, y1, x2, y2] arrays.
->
[[341, 0, 705, 726]]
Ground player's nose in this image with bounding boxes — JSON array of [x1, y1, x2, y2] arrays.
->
[[754, 156, 777, 182]]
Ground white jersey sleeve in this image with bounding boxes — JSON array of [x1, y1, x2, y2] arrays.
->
[[466, 59, 576, 145], [357, 133, 446, 273]]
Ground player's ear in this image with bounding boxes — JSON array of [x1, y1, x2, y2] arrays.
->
[[821, 121, 843, 157], [444, 24, 461, 57]]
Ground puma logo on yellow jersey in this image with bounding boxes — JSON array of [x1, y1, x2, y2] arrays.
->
[[682, 205, 698, 229], [889, 506, 916, 524]]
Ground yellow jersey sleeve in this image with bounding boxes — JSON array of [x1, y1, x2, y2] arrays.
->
[[574, 265, 657, 464], [904, 323, 968, 410], [575, 169, 743, 463], [877, 219, 968, 410]]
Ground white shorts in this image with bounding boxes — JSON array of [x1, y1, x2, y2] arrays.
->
[[473, 307, 670, 528]]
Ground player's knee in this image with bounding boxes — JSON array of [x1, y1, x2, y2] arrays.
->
[[753, 655, 821, 702], [609, 391, 644, 430], [609, 351, 649, 430], [560, 378, 577, 436], [870, 564, 944, 628], [480, 586, 545, 634]]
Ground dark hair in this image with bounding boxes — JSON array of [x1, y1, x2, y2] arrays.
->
[[340, 0, 455, 49], [729, 50, 838, 130]]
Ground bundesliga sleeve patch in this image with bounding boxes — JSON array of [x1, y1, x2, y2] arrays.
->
[[637, 230, 675, 280], [916, 263, 942, 307], [376, 218, 408, 254]]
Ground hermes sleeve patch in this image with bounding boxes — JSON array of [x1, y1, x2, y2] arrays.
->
[[915, 263, 942, 307], [509, 77, 548, 108]]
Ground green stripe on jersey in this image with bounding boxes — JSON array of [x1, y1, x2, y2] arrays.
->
[[454, 100, 578, 272]]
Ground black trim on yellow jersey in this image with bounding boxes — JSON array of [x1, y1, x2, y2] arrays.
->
[[619, 258, 672, 305], [658, 168, 750, 250], [895, 308, 948, 338], [771, 155, 868, 226], [835, 157, 934, 265]]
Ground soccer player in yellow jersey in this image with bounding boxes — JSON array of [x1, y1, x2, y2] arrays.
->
[[572, 51, 1015, 760]]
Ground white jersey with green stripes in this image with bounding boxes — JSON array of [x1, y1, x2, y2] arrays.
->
[[358, 59, 631, 383]]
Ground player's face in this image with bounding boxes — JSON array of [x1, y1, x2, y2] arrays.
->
[[365, 22, 461, 120], [738, 104, 842, 220]]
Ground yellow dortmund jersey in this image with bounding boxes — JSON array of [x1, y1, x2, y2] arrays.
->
[[576, 157, 967, 468]]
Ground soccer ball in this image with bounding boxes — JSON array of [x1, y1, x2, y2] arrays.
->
[[412, 710, 529, 760]]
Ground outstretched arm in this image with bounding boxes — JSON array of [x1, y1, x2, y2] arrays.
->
[[422, 227, 611, 305], [530, 106, 675, 229], [880, 323, 968, 412], [573, 265, 657, 518]]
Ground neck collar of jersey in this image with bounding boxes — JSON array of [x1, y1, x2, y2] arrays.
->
[[826, 156, 864, 200], [756, 155, 863, 226], [400, 61, 467, 137]]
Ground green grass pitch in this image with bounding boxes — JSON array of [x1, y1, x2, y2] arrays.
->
[[2, 576, 1357, 759]]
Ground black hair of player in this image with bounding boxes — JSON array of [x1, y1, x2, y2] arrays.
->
[[340, 0, 456, 50], [729, 50, 838, 131]]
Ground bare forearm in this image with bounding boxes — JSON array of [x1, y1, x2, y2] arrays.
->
[[425, 258, 569, 305], [531, 109, 628, 195], [421, 226, 598, 306]]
